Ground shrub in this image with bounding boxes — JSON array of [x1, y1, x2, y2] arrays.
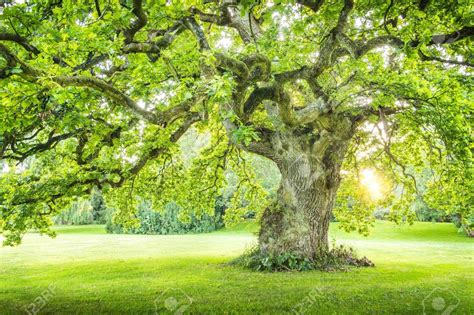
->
[[373, 207, 390, 220], [90, 188, 108, 224], [106, 201, 224, 235], [415, 206, 453, 222], [53, 190, 110, 225], [452, 213, 474, 237], [53, 200, 94, 225], [233, 243, 374, 272]]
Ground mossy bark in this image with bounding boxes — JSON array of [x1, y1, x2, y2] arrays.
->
[[258, 123, 352, 259]]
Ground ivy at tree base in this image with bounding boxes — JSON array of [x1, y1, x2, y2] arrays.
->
[[232, 244, 374, 272]]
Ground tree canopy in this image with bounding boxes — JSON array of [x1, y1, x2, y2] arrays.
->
[[0, 0, 472, 249]]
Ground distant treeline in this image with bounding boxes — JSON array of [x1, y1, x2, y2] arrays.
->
[[54, 190, 226, 235]]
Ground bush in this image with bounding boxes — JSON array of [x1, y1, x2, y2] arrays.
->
[[53, 200, 94, 225], [233, 244, 374, 272], [373, 202, 455, 223], [415, 206, 452, 222], [53, 189, 110, 225], [452, 213, 474, 237], [90, 189, 108, 224], [243, 210, 256, 219], [373, 207, 390, 220], [413, 198, 453, 223], [106, 201, 224, 235]]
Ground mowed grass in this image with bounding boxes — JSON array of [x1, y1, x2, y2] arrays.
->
[[0, 221, 473, 314]]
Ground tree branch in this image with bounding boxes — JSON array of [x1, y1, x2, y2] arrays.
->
[[418, 51, 474, 67], [0, 33, 41, 54], [1, 44, 194, 126], [2, 130, 82, 162], [242, 86, 276, 118], [184, 16, 210, 50], [6, 113, 201, 208], [214, 52, 249, 79], [190, 3, 261, 44], [0, 33, 70, 67], [295, 0, 325, 13], [294, 99, 331, 125], [52, 75, 157, 121], [423, 26, 473, 46], [123, 0, 148, 43], [333, 0, 354, 35]]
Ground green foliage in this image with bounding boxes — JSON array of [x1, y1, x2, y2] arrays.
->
[[53, 200, 94, 225], [425, 161, 474, 236], [230, 125, 261, 146], [235, 245, 314, 272], [53, 189, 111, 225], [257, 253, 313, 272], [0, 0, 472, 246], [334, 170, 391, 235], [412, 198, 452, 223], [234, 243, 374, 272], [90, 188, 108, 224], [106, 200, 224, 235]]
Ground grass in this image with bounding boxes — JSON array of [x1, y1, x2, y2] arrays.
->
[[0, 221, 473, 314]]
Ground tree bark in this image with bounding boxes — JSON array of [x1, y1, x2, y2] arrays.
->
[[257, 122, 353, 259]]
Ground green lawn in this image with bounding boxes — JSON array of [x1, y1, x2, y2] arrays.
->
[[0, 221, 473, 314]]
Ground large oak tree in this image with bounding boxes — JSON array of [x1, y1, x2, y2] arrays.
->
[[0, 0, 472, 259]]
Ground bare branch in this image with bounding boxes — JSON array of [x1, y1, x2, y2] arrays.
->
[[73, 54, 109, 71], [294, 99, 331, 125], [190, 6, 227, 25], [214, 53, 249, 79], [423, 26, 473, 46], [94, 0, 102, 16]]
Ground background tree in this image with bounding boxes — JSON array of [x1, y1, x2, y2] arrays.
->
[[90, 187, 107, 224], [0, 0, 472, 263]]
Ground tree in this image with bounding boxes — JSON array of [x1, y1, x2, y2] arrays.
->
[[90, 187, 107, 223], [0, 0, 472, 261]]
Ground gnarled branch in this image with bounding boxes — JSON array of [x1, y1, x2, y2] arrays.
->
[[123, 0, 148, 43]]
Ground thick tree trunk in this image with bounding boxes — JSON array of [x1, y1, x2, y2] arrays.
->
[[258, 131, 350, 259]]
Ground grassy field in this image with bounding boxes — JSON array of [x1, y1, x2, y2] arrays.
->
[[0, 221, 473, 314]]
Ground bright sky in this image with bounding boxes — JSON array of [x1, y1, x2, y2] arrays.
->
[[216, 31, 232, 50], [1, 163, 9, 174]]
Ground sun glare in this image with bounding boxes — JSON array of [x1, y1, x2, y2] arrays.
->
[[360, 168, 383, 201]]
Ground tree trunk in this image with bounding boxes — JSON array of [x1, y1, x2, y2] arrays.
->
[[258, 130, 350, 259]]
